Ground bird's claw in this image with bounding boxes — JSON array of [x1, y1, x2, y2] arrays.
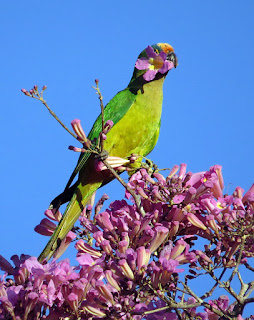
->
[[141, 159, 158, 175], [95, 149, 109, 161]]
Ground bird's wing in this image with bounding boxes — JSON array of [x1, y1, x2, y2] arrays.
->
[[50, 88, 136, 208]]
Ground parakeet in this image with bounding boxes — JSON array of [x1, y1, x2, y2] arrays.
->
[[38, 43, 178, 262]]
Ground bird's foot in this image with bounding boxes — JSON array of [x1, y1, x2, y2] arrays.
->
[[141, 158, 158, 175], [94, 149, 109, 161]]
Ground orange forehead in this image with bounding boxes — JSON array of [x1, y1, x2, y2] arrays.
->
[[157, 43, 174, 54]]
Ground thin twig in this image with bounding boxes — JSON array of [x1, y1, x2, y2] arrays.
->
[[40, 98, 77, 139], [93, 80, 105, 152], [244, 281, 254, 299], [201, 267, 227, 300], [244, 262, 254, 272], [180, 281, 203, 303], [237, 271, 248, 299], [24, 87, 77, 139], [228, 236, 246, 283]]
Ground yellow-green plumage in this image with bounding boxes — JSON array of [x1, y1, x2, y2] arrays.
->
[[38, 43, 177, 262], [104, 77, 164, 157]]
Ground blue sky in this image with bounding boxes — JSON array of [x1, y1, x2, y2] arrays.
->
[[1, 0, 254, 283]]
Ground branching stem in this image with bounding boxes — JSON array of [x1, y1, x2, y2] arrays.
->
[[27, 88, 77, 139]]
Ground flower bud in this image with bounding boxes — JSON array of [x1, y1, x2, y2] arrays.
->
[[119, 259, 134, 280]]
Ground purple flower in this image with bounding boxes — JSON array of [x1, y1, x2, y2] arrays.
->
[[137, 247, 151, 273], [0, 256, 14, 274], [2, 160, 254, 319], [148, 226, 169, 253], [34, 218, 56, 236], [118, 259, 134, 280], [71, 119, 87, 143], [76, 253, 96, 267], [135, 46, 174, 81]]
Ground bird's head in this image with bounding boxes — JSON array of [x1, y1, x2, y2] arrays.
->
[[129, 43, 177, 89]]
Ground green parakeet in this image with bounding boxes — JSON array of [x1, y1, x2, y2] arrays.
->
[[38, 43, 178, 262]]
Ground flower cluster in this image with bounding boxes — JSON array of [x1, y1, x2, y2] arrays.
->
[[1, 164, 253, 319]]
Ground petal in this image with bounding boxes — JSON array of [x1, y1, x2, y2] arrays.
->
[[145, 45, 157, 58], [135, 58, 150, 70], [159, 51, 167, 61], [159, 61, 174, 74], [143, 69, 157, 81], [76, 253, 95, 266]]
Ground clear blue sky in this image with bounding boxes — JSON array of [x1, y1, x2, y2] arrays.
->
[[1, 0, 254, 268]]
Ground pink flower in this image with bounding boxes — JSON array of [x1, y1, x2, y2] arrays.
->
[[148, 226, 169, 252], [135, 45, 174, 81]]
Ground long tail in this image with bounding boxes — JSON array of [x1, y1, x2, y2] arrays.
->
[[38, 181, 102, 262]]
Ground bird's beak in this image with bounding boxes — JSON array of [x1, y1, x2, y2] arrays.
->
[[157, 43, 178, 68], [167, 51, 178, 68]]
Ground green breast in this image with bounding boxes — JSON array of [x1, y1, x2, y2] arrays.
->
[[104, 77, 165, 158]]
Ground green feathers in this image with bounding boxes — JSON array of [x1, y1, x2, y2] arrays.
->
[[38, 43, 177, 262]]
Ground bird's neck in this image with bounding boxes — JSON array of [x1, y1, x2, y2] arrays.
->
[[127, 72, 167, 95]]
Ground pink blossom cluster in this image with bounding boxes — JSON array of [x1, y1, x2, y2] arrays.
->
[[1, 164, 253, 319]]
